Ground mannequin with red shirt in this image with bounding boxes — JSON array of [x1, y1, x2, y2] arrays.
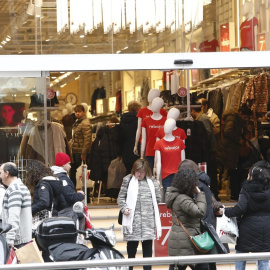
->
[[154, 118, 186, 194], [141, 97, 166, 172], [199, 26, 219, 52], [240, 1, 258, 51], [133, 88, 167, 155], [155, 108, 187, 142]]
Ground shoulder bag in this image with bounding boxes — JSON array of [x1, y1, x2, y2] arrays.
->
[[173, 212, 214, 253]]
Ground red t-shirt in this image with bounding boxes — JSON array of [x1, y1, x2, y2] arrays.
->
[[199, 39, 219, 52], [240, 17, 259, 50], [154, 137, 186, 179], [137, 106, 167, 120], [155, 127, 187, 140], [141, 116, 166, 156]]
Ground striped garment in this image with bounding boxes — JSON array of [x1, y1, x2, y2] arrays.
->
[[2, 178, 32, 246]]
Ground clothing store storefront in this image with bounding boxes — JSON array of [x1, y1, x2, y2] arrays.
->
[[0, 0, 270, 199]]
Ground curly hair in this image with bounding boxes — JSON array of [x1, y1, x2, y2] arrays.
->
[[26, 160, 54, 193], [172, 169, 198, 197]]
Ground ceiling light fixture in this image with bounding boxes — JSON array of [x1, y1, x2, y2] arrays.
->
[[26, 0, 35, 16], [35, 0, 43, 7], [56, 0, 202, 35]]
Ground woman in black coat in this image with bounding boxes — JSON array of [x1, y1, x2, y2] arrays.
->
[[119, 101, 141, 174], [221, 166, 270, 270]]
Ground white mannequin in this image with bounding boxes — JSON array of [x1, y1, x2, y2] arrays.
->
[[155, 119, 185, 182], [240, 1, 258, 51], [140, 97, 164, 158], [134, 88, 161, 155]]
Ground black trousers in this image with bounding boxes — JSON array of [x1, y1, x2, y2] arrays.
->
[[127, 240, 152, 270]]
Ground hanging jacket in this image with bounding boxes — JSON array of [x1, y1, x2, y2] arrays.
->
[[32, 176, 66, 216], [88, 126, 116, 182], [51, 166, 84, 207], [119, 111, 139, 173]]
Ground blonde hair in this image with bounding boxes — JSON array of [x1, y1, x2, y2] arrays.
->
[[131, 159, 152, 178]]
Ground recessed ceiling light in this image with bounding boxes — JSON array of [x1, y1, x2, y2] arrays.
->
[[51, 76, 56, 79]]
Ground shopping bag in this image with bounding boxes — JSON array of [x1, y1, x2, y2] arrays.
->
[[216, 213, 238, 244], [15, 239, 44, 264], [76, 162, 94, 190]]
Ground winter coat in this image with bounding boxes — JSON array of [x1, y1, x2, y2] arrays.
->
[[225, 180, 270, 252], [207, 108, 220, 135], [119, 111, 139, 173], [197, 172, 216, 227], [177, 120, 209, 164], [216, 110, 243, 169], [32, 176, 67, 216], [253, 160, 270, 177], [165, 186, 206, 256], [72, 116, 92, 157], [89, 126, 117, 182], [51, 166, 84, 207], [117, 174, 161, 241]]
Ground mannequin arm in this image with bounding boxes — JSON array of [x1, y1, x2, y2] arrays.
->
[[181, 149, 185, 162], [134, 117, 142, 155], [155, 150, 162, 185], [140, 127, 146, 158]]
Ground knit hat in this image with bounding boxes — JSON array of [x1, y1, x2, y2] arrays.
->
[[55, 152, 71, 166]]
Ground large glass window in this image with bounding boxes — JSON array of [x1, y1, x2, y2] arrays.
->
[[0, 1, 266, 55]]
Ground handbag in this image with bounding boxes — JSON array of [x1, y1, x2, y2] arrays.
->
[[118, 210, 123, 225], [201, 220, 228, 254], [15, 239, 44, 264], [173, 212, 214, 253]]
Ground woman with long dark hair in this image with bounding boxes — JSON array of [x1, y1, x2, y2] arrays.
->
[[26, 159, 66, 217]]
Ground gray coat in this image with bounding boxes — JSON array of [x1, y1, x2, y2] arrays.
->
[[117, 174, 161, 241], [165, 186, 206, 256]]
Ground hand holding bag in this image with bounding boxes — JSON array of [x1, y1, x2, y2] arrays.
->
[[173, 213, 214, 253], [216, 213, 238, 244]]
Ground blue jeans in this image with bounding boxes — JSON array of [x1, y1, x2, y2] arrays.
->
[[162, 174, 175, 194], [235, 251, 269, 270]]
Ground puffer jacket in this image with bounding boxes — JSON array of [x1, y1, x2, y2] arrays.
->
[[32, 176, 66, 216], [51, 166, 84, 207], [165, 186, 206, 256], [72, 115, 92, 157], [225, 180, 270, 252], [117, 174, 161, 241]]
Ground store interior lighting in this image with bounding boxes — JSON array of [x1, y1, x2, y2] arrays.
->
[[26, 0, 35, 16], [57, 0, 203, 35]]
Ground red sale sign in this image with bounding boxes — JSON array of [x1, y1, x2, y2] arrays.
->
[[220, 23, 230, 52], [154, 204, 172, 257]]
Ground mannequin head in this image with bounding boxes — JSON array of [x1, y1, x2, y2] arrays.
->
[[164, 118, 176, 134], [115, 80, 121, 90], [241, 1, 254, 18], [151, 97, 164, 113], [167, 108, 180, 120], [66, 103, 73, 114], [147, 88, 160, 103]]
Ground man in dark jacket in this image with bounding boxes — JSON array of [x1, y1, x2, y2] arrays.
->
[[51, 152, 85, 208]]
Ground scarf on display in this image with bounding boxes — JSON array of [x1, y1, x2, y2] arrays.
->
[[122, 175, 161, 237]]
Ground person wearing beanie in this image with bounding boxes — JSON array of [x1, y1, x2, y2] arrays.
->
[[51, 152, 84, 209]]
